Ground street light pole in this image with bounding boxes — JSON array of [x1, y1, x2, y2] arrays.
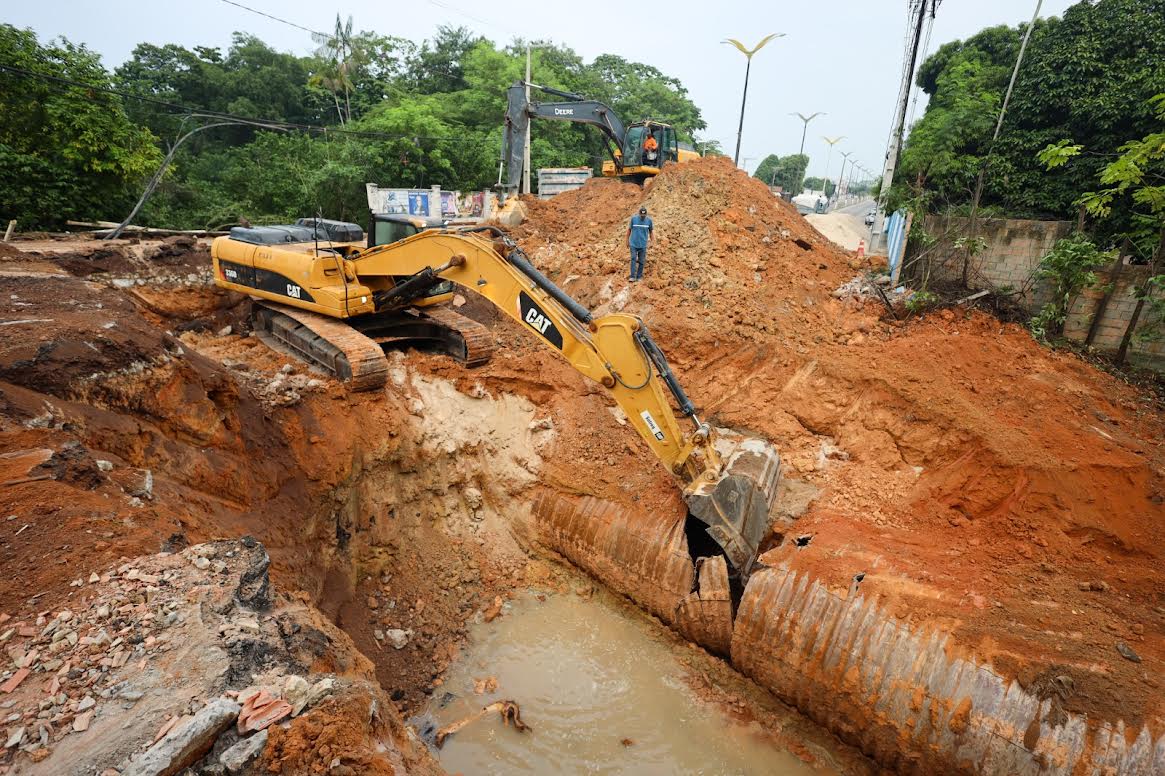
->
[[723, 34, 784, 166], [836, 151, 853, 203], [790, 111, 825, 156], [821, 135, 844, 198]]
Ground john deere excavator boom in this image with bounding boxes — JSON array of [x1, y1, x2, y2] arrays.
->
[[503, 81, 698, 189], [504, 82, 628, 190]]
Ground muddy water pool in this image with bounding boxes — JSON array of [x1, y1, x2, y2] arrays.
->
[[421, 585, 842, 775]]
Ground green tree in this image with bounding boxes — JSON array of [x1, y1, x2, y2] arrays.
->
[[763, 154, 809, 192], [756, 154, 809, 191], [803, 177, 836, 197], [405, 26, 484, 95], [0, 25, 161, 229], [896, 0, 1165, 240], [1037, 93, 1165, 360]]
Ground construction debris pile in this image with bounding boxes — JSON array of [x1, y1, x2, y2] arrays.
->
[[0, 539, 436, 774]]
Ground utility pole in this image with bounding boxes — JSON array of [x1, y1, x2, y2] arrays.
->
[[522, 44, 533, 196], [873, 0, 932, 247], [963, 0, 1044, 283], [822, 136, 844, 198], [790, 111, 825, 156]]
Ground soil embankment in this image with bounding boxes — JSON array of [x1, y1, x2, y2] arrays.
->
[[512, 158, 1164, 763], [0, 156, 1161, 773]]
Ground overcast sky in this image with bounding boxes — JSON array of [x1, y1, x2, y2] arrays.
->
[[9, 0, 1077, 185]]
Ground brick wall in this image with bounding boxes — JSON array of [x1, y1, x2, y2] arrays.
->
[[918, 215, 1164, 369]]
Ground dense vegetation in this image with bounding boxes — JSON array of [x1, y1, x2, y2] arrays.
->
[[0, 21, 708, 230], [753, 154, 809, 194], [892, 0, 1165, 256]]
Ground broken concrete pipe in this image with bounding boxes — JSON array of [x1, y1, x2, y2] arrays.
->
[[532, 493, 1165, 774]]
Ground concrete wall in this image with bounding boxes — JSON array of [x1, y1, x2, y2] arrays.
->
[[919, 215, 1164, 368], [920, 214, 1074, 311], [1065, 263, 1165, 368]]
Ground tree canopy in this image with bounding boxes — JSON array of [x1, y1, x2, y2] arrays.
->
[[754, 153, 809, 193], [0, 25, 161, 228], [893, 0, 1165, 247], [0, 22, 707, 230]]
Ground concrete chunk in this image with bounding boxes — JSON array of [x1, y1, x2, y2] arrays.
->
[[219, 729, 267, 773], [123, 698, 240, 776]]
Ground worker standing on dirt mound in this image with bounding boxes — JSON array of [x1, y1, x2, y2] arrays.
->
[[627, 206, 654, 282]]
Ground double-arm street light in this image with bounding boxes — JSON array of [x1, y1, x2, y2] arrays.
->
[[836, 151, 853, 202], [821, 135, 844, 197], [723, 33, 784, 166], [790, 111, 825, 156]]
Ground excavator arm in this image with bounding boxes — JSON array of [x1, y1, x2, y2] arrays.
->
[[504, 81, 628, 190], [343, 227, 780, 578], [353, 226, 710, 479]]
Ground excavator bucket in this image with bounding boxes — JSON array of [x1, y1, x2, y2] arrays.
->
[[683, 433, 782, 582]]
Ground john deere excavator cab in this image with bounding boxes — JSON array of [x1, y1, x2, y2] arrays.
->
[[616, 122, 680, 176]]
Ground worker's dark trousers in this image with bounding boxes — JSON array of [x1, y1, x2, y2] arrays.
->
[[630, 246, 647, 280]]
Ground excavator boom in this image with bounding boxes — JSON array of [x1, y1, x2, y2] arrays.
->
[[211, 225, 780, 579]]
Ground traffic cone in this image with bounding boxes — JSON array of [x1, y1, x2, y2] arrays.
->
[[856, 239, 866, 259]]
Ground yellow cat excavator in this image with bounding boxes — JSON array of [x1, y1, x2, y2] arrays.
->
[[211, 220, 780, 583]]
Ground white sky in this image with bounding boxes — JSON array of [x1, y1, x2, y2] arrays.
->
[[9, 0, 1077, 184]]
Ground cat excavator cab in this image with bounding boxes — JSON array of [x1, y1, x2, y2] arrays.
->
[[210, 224, 780, 585], [502, 81, 699, 189]]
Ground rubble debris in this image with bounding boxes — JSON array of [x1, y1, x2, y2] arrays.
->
[[234, 537, 272, 610], [236, 689, 292, 733], [384, 628, 411, 650], [483, 596, 504, 623], [219, 728, 267, 773], [435, 700, 531, 748], [122, 697, 241, 776], [1115, 642, 1142, 663]]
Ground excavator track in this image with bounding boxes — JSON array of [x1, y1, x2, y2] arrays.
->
[[415, 305, 495, 367], [351, 304, 495, 368], [252, 301, 389, 392]]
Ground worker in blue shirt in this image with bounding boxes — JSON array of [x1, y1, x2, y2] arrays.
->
[[627, 206, 653, 282]]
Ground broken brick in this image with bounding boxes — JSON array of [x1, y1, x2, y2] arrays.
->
[[239, 698, 292, 733], [0, 668, 30, 693]]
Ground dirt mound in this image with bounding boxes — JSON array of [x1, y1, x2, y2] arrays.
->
[[514, 156, 1165, 733], [517, 177, 642, 245], [518, 156, 851, 346]]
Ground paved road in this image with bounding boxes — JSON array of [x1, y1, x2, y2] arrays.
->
[[833, 198, 874, 216]]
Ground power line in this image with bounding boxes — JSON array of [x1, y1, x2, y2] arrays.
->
[[0, 63, 470, 143], [218, 0, 332, 41]]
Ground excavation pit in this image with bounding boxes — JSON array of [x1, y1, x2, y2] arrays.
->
[[417, 578, 851, 775]]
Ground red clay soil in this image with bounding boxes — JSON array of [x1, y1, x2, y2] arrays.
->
[[0, 155, 1161, 760], [0, 252, 521, 717], [509, 156, 1165, 733]]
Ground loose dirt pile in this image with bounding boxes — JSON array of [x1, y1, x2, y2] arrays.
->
[[512, 156, 1165, 734], [0, 240, 533, 773], [1, 153, 1162, 773]]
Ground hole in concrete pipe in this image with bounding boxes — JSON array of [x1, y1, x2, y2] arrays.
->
[[683, 513, 749, 607]]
